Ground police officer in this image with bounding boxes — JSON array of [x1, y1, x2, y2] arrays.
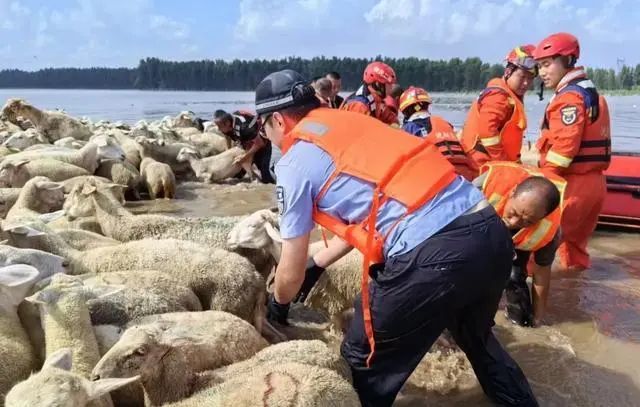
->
[[213, 109, 275, 184], [473, 162, 564, 326], [256, 69, 537, 407]]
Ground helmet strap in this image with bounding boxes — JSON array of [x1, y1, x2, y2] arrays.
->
[[370, 82, 386, 98]]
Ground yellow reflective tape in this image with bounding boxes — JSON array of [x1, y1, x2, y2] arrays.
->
[[514, 47, 527, 58], [481, 135, 501, 147], [546, 150, 573, 168], [488, 192, 503, 207], [517, 219, 553, 251]]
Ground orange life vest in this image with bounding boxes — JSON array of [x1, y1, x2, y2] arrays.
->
[[480, 162, 566, 251], [426, 116, 477, 181], [537, 71, 611, 174], [284, 108, 457, 366], [460, 78, 526, 162]]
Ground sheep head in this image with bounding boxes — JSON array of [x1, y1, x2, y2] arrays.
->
[[5, 348, 140, 407], [1, 98, 28, 123], [227, 208, 282, 252], [91, 135, 126, 162], [3, 129, 47, 150], [0, 264, 40, 308], [0, 159, 27, 186], [176, 146, 199, 162], [92, 325, 172, 385], [63, 181, 125, 220], [28, 176, 65, 212]]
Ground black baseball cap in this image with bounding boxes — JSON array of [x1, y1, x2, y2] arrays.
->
[[254, 69, 317, 119]]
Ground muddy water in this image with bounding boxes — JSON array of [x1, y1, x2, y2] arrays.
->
[[132, 181, 640, 407]]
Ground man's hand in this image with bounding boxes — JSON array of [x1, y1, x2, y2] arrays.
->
[[293, 257, 326, 303], [233, 153, 250, 165], [266, 293, 290, 326]]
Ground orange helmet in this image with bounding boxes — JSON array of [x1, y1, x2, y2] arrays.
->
[[533, 32, 580, 60], [505, 45, 537, 74], [363, 62, 396, 85], [399, 86, 432, 112]]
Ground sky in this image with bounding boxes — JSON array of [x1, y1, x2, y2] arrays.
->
[[0, 0, 638, 71]]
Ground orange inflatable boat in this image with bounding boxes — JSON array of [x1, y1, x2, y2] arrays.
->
[[598, 152, 640, 229]]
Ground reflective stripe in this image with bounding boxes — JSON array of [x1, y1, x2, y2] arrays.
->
[[488, 192, 502, 207], [546, 150, 573, 167], [517, 218, 553, 251], [481, 135, 501, 147], [255, 94, 294, 112]]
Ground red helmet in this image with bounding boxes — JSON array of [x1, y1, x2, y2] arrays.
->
[[363, 62, 396, 85], [399, 86, 432, 112], [533, 32, 580, 60], [505, 45, 537, 74]]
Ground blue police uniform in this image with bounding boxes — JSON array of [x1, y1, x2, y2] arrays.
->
[[401, 112, 432, 138]]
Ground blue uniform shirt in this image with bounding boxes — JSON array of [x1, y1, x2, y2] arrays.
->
[[275, 140, 484, 258], [401, 112, 431, 138]]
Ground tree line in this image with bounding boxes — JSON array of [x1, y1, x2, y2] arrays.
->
[[0, 56, 639, 92]]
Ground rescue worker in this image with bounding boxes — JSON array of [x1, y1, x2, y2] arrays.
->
[[473, 162, 565, 326], [399, 86, 476, 180], [340, 61, 399, 125], [533, 32, 611, 273], [461, 45, 537, 170], [212, 109, 275, 184], [256, 69, 537, 407], [325, 71, 344, 108]]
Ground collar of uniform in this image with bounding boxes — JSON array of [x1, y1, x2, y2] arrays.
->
[[408, 111, 430, 122], [556, 67, 587, 92]]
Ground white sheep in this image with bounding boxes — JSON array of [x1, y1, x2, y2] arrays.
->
[[53, 136, 88, 149], [139, 157, 176, 199], [5, 222, 271, 332], [185, 131, 227, 156], [92, 311, 268, 406], [0, 158, 90, 188], [0, 244, 68, 277], [61, 175, 113, 194], [56, 229, 120, 251], [172, 111, 202, 130], [95, 159, 142, 201], [176, 146, 253, 183], [2, 176, 65, 228], [166, 363, 359, 407], [135, 136, 193, 175], [99, 129, 142, 168], [2, 128, 48, 151], [5, 348, 139, 407], [0, 187, 21, 218], [64, 185, 274, 278], [1, 135, 126, 173], [0, 264, 41, 401], [1, 98, 93, 141]]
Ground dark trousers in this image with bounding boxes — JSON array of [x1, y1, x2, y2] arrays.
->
[[253, 141, 275, 184], [341, 206, 538, 407]]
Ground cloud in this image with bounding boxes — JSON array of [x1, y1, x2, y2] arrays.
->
[[149, 15, 189, 40]]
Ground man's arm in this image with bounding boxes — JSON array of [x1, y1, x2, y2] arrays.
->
[[474, 91, 513, 165], [274, 232, 312, 304], [531, 231, 560, 324], [312, 235, 354, 268]]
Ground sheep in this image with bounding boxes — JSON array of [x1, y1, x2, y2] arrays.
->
[[0, 158, 90, 188], [139, 157, 176, 199], [0, 187, 21, 218], [0, 245, 68, 277], [0, 98, 93, 141], [5, 348, 139, 407], [186, 130, 227, 156], [100, 129, 142, 168], [95, 159, 142, 201], [64, 185, 274, 277], [54, 136, 88, 149], [61, 175, 113, 194], [165, 363, 359, 407], [0, 264, 40, 402], [135, 136, 193, 175], [56, 229, 121, 251], [2, 128, 48, 151], [176, 146, 253, 183], [228, 212, 362, 333], [5, 222, 270, 330], [2, 176, 65, 228], [172, 111, 203, 130], [92, 311, 268, 406], [1, 136, 126, 174]]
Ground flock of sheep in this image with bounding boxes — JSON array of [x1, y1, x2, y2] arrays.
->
[[0, 99, 471, 407]]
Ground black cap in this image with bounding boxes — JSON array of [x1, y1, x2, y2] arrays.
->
[[255, 69, 317, 117]]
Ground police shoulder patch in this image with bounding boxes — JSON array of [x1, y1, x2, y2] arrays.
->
[[560, 105, 578, 126], [276, 186, 285, 215]]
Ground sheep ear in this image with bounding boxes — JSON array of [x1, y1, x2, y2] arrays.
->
[[38, 209, 66, 223], [4, 224, 46, 238], [14, 159, 29, 168], [81, 183, 97, 196], [84, 376, 141, 401], [86, 285, 124, 300], [26, 287, 60, 305], [43, 348, 73, 371], [0, 264, 39, 288], [35, 180, 64, 191], [264, 222, 282, 244]]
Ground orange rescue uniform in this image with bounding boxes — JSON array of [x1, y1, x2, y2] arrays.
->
[[283, 108, 457, 366], [536, 68, 611, 271], [340, 86, 398, 125], [479, 161, 566, 252], [423, 115, 477, 181], [461, 78, 527, 170]]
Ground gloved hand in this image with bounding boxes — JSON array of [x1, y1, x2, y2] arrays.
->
[[293, 257, 326, 303], [377, 96, 399, 125], [504, 265, 534, 327], [266, 293, 290, 326]]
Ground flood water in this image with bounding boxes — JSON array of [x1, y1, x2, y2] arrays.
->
[[2, 88, 639, 406], [135, 181, 640, 407]]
